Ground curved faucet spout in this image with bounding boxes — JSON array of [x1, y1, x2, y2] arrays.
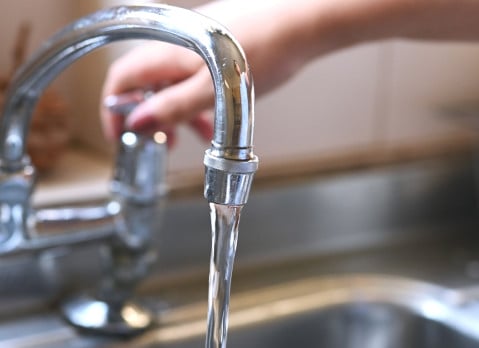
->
[[0, 4, 258, 205]]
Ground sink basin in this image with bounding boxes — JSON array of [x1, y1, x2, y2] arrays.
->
[[2, 275, 479, 348], [221, 304, 477, 348], [132, 276, 479, 348], [1, 156, 479, 347]]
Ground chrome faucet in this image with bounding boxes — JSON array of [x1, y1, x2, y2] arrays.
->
[[0, 4, 257, 335], [1, 4, 258, 205]]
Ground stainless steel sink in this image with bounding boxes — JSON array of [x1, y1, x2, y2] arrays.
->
[[131, 275, 479, 348], [3, 275, 479, 348], [221, 303, 479, 348], [1, 155, 479, 347], [237, 303, 471, 348]]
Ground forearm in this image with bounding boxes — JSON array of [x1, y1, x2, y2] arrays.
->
[[99, 0, 479, 139], [292, 0, 479, 62], [195, 0, 479, 92]]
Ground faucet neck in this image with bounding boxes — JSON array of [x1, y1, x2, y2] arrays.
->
[[0, 5, 255, 167], [0, 4, 258, 206]]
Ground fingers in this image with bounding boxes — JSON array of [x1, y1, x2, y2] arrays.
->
[[126, 110, 213, 149], [100, 42, 202, 139], [100, 42, 215, 144], [103, 91, 150, 138], [125, 66, 213, 130], [103, 43, 200, 95]]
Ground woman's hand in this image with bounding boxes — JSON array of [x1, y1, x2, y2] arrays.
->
[[100, 0, 307, 144], [101, 0, 479, 145], [101, 41, 214, 146]]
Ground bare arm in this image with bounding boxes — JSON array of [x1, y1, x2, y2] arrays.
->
[[101, 0, 479, 140]]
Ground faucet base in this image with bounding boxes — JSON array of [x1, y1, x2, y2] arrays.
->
[[61, 295, 155, 336]]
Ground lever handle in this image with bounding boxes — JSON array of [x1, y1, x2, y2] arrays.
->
[[62, 92, 168, 335], [112, 131, 168, 203], [105, 91, 168, 203]]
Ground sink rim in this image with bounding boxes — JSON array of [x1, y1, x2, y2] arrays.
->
[[2, 274, 479, 348], [124, 274, 479, 347]]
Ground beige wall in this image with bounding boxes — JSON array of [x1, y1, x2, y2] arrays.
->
[[0, 1, 77, 116], [0, 2, 74, 65], [0, 1, 106, 150]]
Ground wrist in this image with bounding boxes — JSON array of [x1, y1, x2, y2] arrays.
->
[[291, 0, 429, 62]]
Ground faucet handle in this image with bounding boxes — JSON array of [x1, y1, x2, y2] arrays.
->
[[105, 91, 168, 203], [62, 94, 168, 336], [111, 131, 168, 203]]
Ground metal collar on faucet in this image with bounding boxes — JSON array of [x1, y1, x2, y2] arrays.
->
[[0, 4, 258, 206]]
